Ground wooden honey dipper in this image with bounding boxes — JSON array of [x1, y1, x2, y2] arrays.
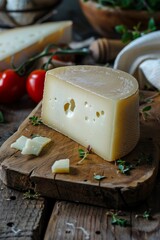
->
[[89, 38, 126, 63]]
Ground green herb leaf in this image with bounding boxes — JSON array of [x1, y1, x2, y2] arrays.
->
[[77, 145, 92, 164], [143, 210, 151, 220], [135, 209, 152, 220], [111, 213, 129, 227], [0, 111, 5, 123], [116, 159, 134, 175], [78, 149, 86, 158], [23, 189, 40, 200], [29, 116, 43, 126], [140, 105, 152, 121], [115, 18, 156, 43], [142, 105, 152, 112], [94, 174, 106, 181]]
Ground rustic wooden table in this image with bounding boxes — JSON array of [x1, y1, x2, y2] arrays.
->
[[0, 92, 160, 240], [0, 1, 160, 239]]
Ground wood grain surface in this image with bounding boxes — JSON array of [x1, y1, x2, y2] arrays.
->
[[0, 96, 53, 240], [0, 91, 159, 209]]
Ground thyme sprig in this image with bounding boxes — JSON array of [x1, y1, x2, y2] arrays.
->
[[29, 116, 43, 126], [106, 211, 130, 227], [139, 91, 160, 105], [116, 159, 134, 175], [23, 189, 40, 200], [140, 105, 152, 121], [135, 209, 152, 220], [116, 152, 153, 175], [77, 145, 92, 165]]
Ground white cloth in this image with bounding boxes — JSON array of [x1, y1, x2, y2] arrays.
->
[[113, 31, 160, 90]]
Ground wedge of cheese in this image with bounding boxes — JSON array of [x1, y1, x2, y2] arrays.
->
[[41, 65, 139, 161], [0, 21, 72, 70]]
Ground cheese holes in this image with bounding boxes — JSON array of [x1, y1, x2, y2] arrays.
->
[[84, 101, 88, 107], [96, 112, 100, 118], [96, 111, 105, 118], [101, 111, 104, 115], [85, 116, 88, 121], [64, 99, 76, 117], [64, 102, 70, 112]]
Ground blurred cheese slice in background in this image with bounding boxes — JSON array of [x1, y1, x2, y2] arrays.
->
[[41, 65, 139, 161], [0, 21, 72, 70]]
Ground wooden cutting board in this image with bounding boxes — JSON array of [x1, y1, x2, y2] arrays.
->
[[0, 91, 160, 209]]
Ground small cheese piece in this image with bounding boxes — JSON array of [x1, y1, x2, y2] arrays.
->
[[21, 136, 51, 156], [0, 21, 72, 70], [41, 66, 139, 161], [51, 159, 70, 173], [11, 135, 29, 150]]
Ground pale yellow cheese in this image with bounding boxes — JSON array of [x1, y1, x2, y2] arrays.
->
[[0, 21, 72, 70], [21, 136, 51, 156], [41, 65, 140, 161], [51, 159, 70, 173], [11, 135, 28, 151], [11, 135, 51, 156]]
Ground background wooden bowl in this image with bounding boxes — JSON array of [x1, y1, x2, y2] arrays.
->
[[79, 0, 160, 38]]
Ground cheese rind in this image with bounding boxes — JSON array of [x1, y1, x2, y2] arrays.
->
[[41, 66, 139, 161], [0, 21, 72, 70]]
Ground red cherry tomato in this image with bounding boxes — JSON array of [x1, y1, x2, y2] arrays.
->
[[26, 69, 46, 103], [0, 69, 26, 103], [52, 54, 75, 62]]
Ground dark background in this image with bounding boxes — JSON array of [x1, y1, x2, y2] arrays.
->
[[52, 0, 98, 40]]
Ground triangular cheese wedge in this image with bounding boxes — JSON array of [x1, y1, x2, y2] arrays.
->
[[0, 21, 72, 70]]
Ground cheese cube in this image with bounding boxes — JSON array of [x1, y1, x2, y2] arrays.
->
[[41, 66, 139, 161], [0, 21, 72, 70], [51, 159, 70, 173]]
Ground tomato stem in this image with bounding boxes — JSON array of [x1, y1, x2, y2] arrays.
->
[[13, 44, 90, 76]]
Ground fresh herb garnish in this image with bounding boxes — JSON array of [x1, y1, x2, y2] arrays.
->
[[140, 105, 152, 121], [0, 111, 4, 123], [29, 116, 43, 126], [117, 152, 153, 175], [83, 0, 160, 11], [116, 159, 134, 175], [115, 18, 156, 43], [135, 209, 152, 220], [112, 214, 129, 227], [23, 189, 40, 200], [93, 173, 106, 181], [107, 211, 130, 227], [77, 145, 92, 164]]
